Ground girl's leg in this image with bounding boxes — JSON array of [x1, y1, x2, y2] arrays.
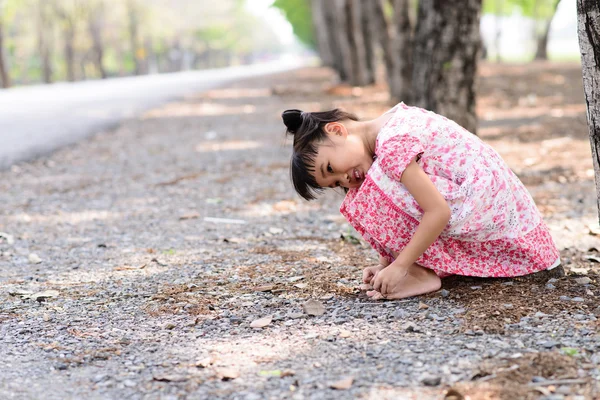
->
[[367, 263, 441, 300]]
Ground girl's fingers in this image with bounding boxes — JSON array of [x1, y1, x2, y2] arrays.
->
[[362, 269, 372, 283]]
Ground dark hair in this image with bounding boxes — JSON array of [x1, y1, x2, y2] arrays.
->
[[282, 108, 358, 201]]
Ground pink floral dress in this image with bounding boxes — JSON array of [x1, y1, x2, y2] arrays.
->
[[340, 103, 560, 278]]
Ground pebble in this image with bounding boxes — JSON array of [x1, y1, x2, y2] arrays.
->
[[545, 283, 556, 290], [440, 289, 450, 298], [575, 277, 592, 285], [559, 296, 571, 301], [571, 297, 585, 302], [420, 373, 441, 386]]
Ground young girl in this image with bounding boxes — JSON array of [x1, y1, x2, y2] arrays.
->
[[282, 103, 561, 300]]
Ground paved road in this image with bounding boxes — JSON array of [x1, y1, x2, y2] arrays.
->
[[0, 56, 306, 170]]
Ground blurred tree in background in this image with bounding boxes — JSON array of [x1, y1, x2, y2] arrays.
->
[[0, 0, 285, 88]]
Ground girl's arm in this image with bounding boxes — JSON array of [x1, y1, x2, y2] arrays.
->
[[390, 158, 451, 270], [378, 255, 391, 267]]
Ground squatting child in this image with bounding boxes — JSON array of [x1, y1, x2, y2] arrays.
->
[[282, 103, 561, 300]]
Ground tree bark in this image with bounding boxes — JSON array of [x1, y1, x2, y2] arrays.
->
[[310, 0, 334, 67], [534, 0, 561, 60], [64, 22, 75, 81], [346, 0, 369, 86], [0, 18, 10, 88], [331, 0, 353, 83], [577, 0, 600, 221], [392, 0, 413, 102], [89, 3, 107, 79], [37, 1, 53, 83], [360, 0, 376, 85], [127, 0, 142, 75], [411, 0, 481, 134], [322, 0, 347, 81]]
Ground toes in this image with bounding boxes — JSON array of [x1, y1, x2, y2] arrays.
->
[[367, 290, 385, 300]]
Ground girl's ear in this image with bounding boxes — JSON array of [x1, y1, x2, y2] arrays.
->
[[324, 122, 347, 138]]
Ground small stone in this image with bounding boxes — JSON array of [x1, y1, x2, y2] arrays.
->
[[501, 281, 514, 286], [288, 312, 304, 319], [531, 376, 546, 383], [164, 323, 176, 330], [440, 289, 450, 297], [571, 297, 585, 302], [28, 253, 42, 264], [339, 330, 351, 338], [545, 284, 556, 290], [559, 296, 571, 301], [542, 341, 560, 349], [470, 286, 482, 290], [586, 289, 594, 296], [575, 277, 592, 285], [403, 322, 419, 332], [420, 373, 441, 386], [303, 300, 325, 316], [502, 303, 513, 309], [465, 343, 477, 349], [418, 302, 429, 310], [547, 278, 558, 284], [55, 363, 68, 370]]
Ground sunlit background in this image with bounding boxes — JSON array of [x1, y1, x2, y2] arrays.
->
[[0, 0, 580, 88]]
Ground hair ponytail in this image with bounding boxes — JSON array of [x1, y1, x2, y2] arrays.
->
[[281, 108, 358, 200]]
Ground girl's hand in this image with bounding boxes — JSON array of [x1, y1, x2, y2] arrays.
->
[[372, 264, 408, 296], [362, 264, 386, 284]]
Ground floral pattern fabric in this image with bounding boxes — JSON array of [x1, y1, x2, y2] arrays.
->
[[340, 103, 560, 277]]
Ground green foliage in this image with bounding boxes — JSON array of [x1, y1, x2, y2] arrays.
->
[[272, 0, 315, 48], [483, 0, 561, 20]]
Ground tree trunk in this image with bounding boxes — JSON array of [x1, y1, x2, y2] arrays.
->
[[331, 0, 354, 83], [127, 0, 141, 75], [411, 0, 481, 134], [346, 0, 369, 86], [322, 0, 347, 80], [89, 5, 107, 79], [534, 0, 561, 60], [0, 18, 10, 88], [37, 2, 53, 83], [577, 0, 600, 221], [371, 1, 399, 98], [391, 0, 413, 102], [360, 0, 376, 84], [310, 0, 334, 67], [64, 23, 75, 81]]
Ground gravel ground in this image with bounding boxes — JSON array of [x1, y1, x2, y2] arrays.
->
[[1, 63, 600, 400]]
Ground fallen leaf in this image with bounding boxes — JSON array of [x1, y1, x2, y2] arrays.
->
[[114, 264, 146, 271], [250, 315, 273, 328], [218, 368, 240, 380], [153, 374, 188, 382], [294, 283, 308, 289], [30, 290, 58, 301], [9, 289, 33, 298], [0, 232, 14, 245], [303, 299, 325, 316], [418, 302, 429, 310], [254, 285, 275, 292], [195, 357, 214, 368], [179, 212, 200, 220], [570, 266, 589, 275], [259, 370, 282, 377], [329, 377, 353, 390], [583, 255, 600, 263], [28, 253, 42, 264]]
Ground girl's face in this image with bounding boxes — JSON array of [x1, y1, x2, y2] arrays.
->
[[312, 122, 373, 189]]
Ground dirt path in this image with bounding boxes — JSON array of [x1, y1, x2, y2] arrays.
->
[[0, 61, 598, 399]]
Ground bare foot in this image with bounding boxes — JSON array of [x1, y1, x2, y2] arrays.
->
[[367, 263, 441, 300]]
